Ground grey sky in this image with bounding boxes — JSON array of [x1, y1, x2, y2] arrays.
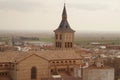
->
[[0, 0, 120, 32]]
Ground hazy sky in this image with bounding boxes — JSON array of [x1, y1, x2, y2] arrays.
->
[[1, 0, 120, 32]]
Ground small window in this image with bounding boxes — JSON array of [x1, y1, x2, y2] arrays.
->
[[56, 61, 59, 63], [31, 67, 37, 79], [12, 64, 14, 67], [59, 42, 61, 48], [68, 42, 70, 48], [70, 42, 72, 48], [65, 61, 67, 63], [56, 42, 58, 48], [5, 73, 7, 75], [58, 42, 60, 48], [73, 60, 76, 63], [65, 42, 67, 48], [56, 34, 58, 40], [60, 34, 62, 40], [51, 69, 53, 72], [5, 64, 8, 67]]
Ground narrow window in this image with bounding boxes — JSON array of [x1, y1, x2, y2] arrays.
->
[[58, 42, 60, 48], [65, 42, 67, 48], [59, 42, 61, 48], [31, 67, 37, 79], [70, 42, 72, 48], [68, 42, 70, 48], [56, 34, 58, 40], [60, 34, 62, 40]]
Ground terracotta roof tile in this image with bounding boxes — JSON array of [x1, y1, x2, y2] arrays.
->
[[0, 50, 82, 63]]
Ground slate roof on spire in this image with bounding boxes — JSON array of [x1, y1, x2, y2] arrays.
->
[[62, 3, 67, 19], [54, 4, 75, 32]]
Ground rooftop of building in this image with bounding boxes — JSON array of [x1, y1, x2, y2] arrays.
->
[[86, 65, 113, 69], [54, 4, 75, 33], [0, 50, 82, 63]]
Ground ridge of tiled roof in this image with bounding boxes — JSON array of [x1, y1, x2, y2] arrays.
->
[[0, 50, 82, 63]]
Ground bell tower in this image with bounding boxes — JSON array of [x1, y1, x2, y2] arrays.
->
[[54, 4, 75, 50]]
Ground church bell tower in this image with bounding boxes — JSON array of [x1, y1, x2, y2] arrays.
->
[[54, 4, 75, 50]]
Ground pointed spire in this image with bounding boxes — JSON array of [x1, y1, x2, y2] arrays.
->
[[54, 3, 75, 33], [62, 3, 67, 20]]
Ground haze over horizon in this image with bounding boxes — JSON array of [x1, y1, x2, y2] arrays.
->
[[1, 0, 120, 32]]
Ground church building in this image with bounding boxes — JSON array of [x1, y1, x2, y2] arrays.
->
[[0, 4, 82, 80]]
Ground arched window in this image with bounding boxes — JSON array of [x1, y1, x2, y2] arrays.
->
[[31, 67, 37, 79]]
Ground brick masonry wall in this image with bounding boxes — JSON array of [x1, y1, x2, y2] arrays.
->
[[16, 55, 49, 80]]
